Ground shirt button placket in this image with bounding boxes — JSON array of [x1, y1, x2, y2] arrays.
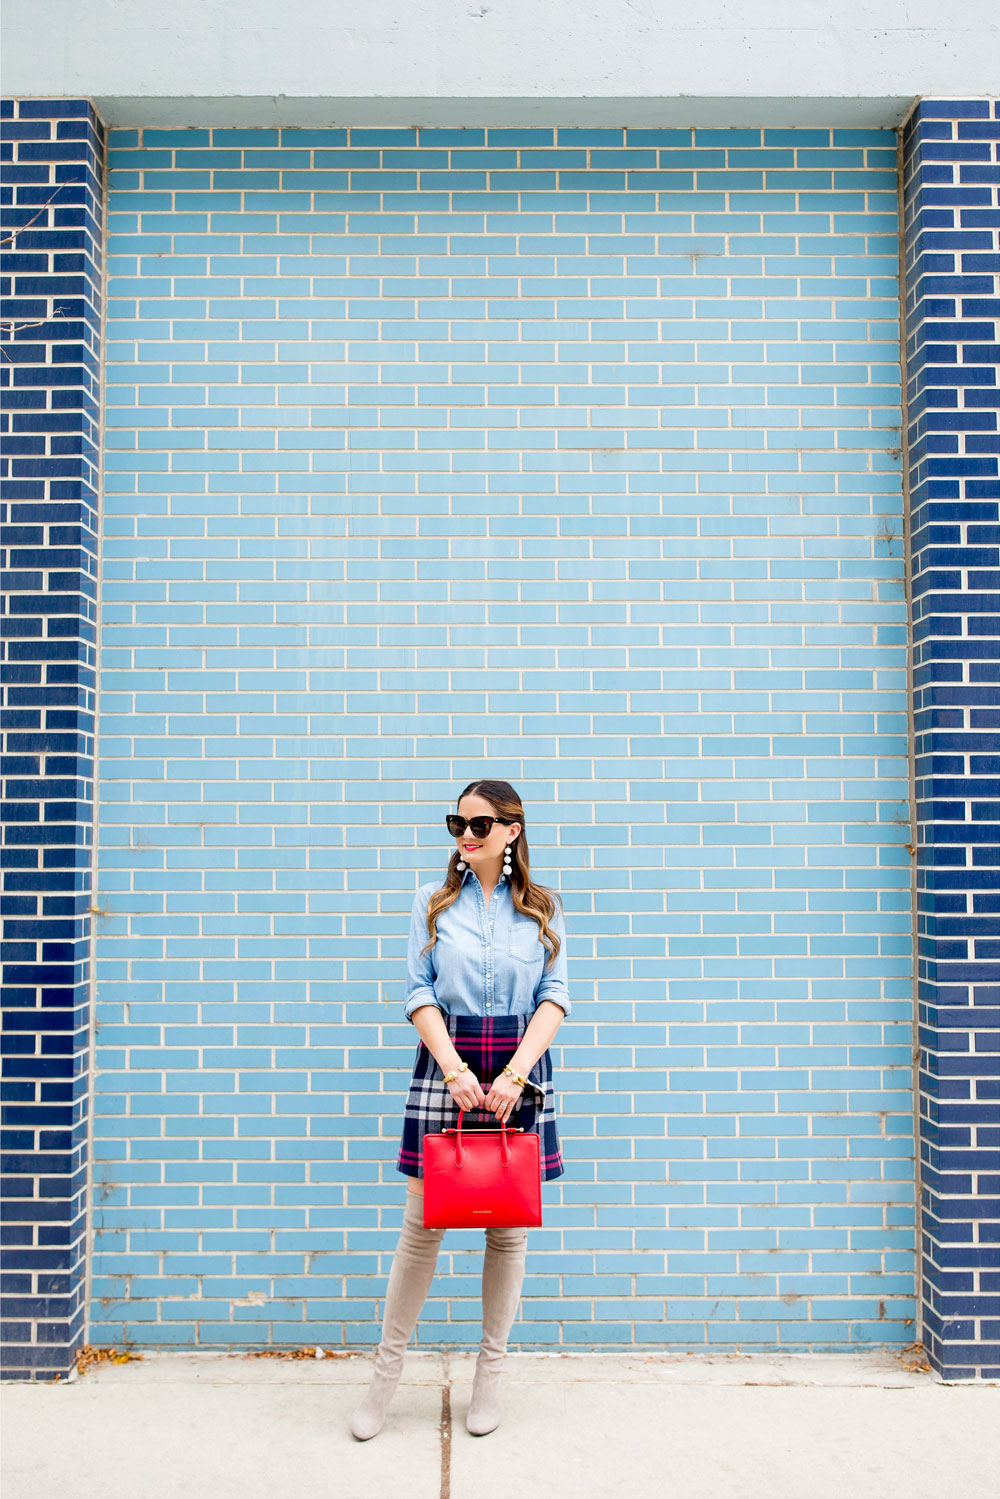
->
[[485, 886, 494, 1011]]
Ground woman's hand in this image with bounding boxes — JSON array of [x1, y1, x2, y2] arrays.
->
[[484, 1073, 525, 1122], [446, 1067, 487, 1113]]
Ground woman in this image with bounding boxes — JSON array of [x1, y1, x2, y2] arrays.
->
[[350, 778, 570, 1441]]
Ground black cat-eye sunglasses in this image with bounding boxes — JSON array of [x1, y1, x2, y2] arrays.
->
[[445, 814, 514, 839]]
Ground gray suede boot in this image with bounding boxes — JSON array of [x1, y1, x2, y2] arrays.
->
[[465, 1222, 528, 1436], [350, 1190, 446, 1440]]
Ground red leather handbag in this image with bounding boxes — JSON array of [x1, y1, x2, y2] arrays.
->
[[422, 1110, 542, 1229]]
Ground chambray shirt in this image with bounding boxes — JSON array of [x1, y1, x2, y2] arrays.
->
[[404, 865, 571, 1024]]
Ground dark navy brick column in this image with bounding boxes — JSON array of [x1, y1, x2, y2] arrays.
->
[[901, 97, 1000, 1382], [1, 98, 105, 1380]]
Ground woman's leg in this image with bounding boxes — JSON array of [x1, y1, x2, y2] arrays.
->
[[349, 1182, 443, 1440], [465, 1222, 529, 1436]]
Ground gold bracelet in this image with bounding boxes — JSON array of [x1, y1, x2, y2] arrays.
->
[[503, 1064, 529, 1088], [442, 1061, 468, 1084]]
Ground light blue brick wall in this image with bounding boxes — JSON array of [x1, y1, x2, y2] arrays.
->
[[92, 124, 913, 1353]]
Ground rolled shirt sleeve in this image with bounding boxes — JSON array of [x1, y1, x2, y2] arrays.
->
[[404, 884, 443, 1024], [533, 898, 571, 1018]]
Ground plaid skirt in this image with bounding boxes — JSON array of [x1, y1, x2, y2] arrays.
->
[[396, 1012, 564, 1182]]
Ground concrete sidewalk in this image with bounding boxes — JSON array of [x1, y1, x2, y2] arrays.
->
[[3, 1348, 998, 1499]]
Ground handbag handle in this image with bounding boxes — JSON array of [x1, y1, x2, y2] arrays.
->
[[454, 1109, 511, 1168]]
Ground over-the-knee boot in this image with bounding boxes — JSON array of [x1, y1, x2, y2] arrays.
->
[[465, 1222, 528, 1436], [350, 1191, 445, 1440]]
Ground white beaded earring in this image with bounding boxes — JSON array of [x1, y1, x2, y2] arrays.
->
[[502, 842, 513, 879]]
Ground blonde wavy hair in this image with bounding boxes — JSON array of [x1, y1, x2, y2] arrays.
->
[[420, 779, 562, 969]]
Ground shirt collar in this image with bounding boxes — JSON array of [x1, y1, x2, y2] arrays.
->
[[459, 865, 507, 889]]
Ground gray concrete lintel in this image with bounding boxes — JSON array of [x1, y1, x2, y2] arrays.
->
[[87, 93, 920, 131]]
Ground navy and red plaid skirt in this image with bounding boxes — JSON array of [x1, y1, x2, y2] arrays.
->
[[396, 1012, 564, 1182]]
